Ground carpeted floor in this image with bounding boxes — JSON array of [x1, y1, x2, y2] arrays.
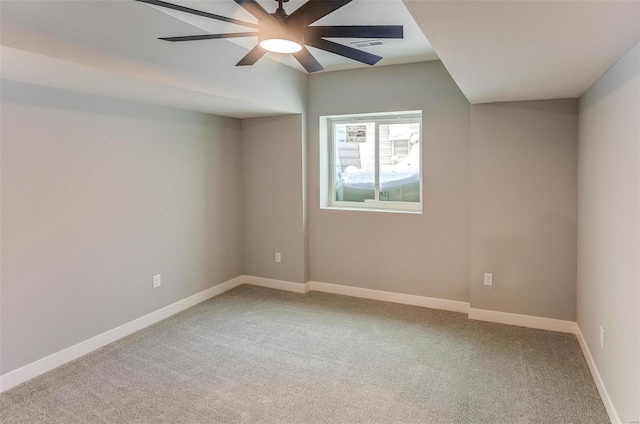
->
[[1, 285, 608, 423]]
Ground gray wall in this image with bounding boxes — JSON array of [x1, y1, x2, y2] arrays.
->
[[578, 42, 640, 423], [2, 60, 591, 380], [308, 61, 471, 301], [470, 100, 578, 320], [305, 61, 579, 317], [241, 115, 307, 284], [0, 81, 243, 374]]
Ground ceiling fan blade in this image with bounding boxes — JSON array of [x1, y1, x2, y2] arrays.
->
[[236, 44, 267, 66], [305, 26, 403, 39], [136, 0, 257, 29], [306, 37, 382, 66], [234, 0, 275, 22], [285, 0, 353, 29], [159, 32, 259, 42], [292, 47, 324, 73]]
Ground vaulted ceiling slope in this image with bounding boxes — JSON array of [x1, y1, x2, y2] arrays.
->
[[403, 0, 640, 104]]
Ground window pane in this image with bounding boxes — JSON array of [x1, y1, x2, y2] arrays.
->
[[379, 123, 420, 202], [334, 122, 376, 202], [324, 111, 422, 213]]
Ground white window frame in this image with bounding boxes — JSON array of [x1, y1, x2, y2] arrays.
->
[[320, 110, 423, 214]]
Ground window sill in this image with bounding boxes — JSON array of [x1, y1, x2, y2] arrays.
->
[[320, 205, 422, 215]]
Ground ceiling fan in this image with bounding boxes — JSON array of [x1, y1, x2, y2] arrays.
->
[[136, 0, 404, 73]]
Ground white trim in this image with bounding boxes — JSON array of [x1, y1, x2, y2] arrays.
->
[[320, 205, 422, 215], [0, 276, 244, 393], [323, 111, 424, 215], [244, 275, 309, 294], [308, 281, 470, 314], [4, 273, 611, 424], [468, 307, 578, 334], [575, 326, 620, 424]]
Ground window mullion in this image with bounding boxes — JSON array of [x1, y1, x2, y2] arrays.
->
[[374, 123, 380, 202], [330, 122, 335, 204]]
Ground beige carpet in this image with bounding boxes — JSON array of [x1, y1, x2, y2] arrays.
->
[[1, 285, 608, 423]]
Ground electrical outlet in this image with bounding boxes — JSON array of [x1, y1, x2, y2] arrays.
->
[[600, 327, 604, 349], [483, 273, 493, 286], [152, 274, 161, 289], [275, 252, 281, 263]]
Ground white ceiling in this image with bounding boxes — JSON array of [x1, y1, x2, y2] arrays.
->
[[0, 0, 434, 117], [145, 0, 437, 72], [1, 0, 639, 116], [403, 0, 640, 104], [0, 0, 309, 117]]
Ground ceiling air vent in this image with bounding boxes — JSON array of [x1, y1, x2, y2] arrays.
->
[[351, 39, 387, 48]]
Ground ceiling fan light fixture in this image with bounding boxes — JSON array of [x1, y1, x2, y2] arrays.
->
[[143, 0, 404, 72], [259, 37, 302, 53], [258, 22, 303, 54]]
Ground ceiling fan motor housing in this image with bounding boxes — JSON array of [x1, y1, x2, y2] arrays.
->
[[271, 0, 289, 21]]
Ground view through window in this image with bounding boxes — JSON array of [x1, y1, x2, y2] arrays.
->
[[327, 111, 422, 212]]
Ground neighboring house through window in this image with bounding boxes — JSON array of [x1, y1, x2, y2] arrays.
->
[[320, 111, 422, 213]]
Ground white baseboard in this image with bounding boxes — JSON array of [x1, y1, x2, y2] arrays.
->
[[0, 276, 244, 393], [468, 307, 578, 334], [575, 326, 620, 424], [4, 273, 610, 424], [308, 281, 470, 313], [244, 275, 309, 294]]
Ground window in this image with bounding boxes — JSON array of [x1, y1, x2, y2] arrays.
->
[[321, 111, 422, 213]]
